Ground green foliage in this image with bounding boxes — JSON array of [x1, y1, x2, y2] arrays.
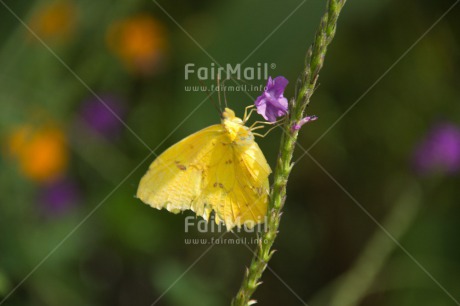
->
[[1, 0, 460, 306]]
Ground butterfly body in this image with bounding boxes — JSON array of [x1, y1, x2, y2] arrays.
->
[[137, 108, 271, 229]]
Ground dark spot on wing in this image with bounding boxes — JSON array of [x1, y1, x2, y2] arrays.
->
[[213, 182, 224, 189], [177, 164, 187, 171]]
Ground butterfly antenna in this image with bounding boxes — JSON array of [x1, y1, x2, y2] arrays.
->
[[198, 79, 220, 115], [221, 78, 229, 108], [217, 74, 224, 115]]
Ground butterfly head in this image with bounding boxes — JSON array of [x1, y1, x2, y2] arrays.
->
[[222, 107, 253, 145]]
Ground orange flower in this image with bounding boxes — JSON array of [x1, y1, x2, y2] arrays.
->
[[107, 14, 169, 75], [29, 0, 77, 42], [7, 125, 69, 183]]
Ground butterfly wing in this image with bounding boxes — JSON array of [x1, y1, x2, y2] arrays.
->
[[137, 122, 272, 230], [136, 124, 224, 215], [197, 139, 271, 229]]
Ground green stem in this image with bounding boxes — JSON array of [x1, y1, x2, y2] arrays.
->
[[321, 181, 421, 306], [231, 1, 346, 305]]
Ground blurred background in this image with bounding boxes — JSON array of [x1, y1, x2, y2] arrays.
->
[[1, 0, 460, 305]]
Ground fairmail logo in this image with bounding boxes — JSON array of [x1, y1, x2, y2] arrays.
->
[[184, 62, 276, 81], [184, 215, 268, 233]]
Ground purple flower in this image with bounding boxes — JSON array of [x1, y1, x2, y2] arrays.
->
[[80, 94, 125, 137], [412, 123, 460, 175], [39, 177, 80, 215], [292, 115, 318, 131], [255, 76, 289, 122]]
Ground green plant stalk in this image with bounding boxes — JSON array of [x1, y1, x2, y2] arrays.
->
[[231, 1, 347, 305], [326, 183, 421, 306]]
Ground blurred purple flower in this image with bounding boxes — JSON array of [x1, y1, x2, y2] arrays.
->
[[255, 76, 289, 122], [40, 177, 79, 215], [412, 123, 460, 175], [80, 94, 125, 137]]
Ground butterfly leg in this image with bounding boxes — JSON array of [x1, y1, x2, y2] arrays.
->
[[250, 125, 266, 131], [252, 123, 283, 138], [249, 120, 276, 130], [243, 105, 255, 123]]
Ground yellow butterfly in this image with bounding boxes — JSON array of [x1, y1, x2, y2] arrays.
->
[[136, 107, 271, 230]]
